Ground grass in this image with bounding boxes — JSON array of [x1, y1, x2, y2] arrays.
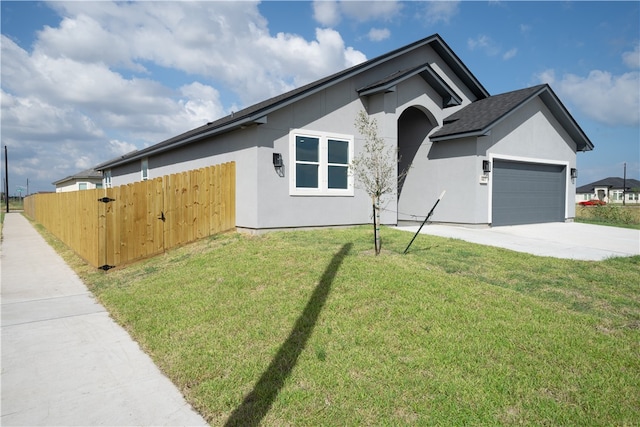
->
[[575, 204, 640, 229], [1, 199, 24, 233], [1, 198, 24, 212], [34, 221, 640, 426]]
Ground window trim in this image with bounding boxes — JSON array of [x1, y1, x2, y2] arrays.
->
[[289, 129, 354, 196], [104, 169, 112, 188], [141, 158, 149, 181]]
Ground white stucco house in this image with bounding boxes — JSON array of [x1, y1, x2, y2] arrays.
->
[[576, 178, 640, 204], [95, 34, 593, 232], [52, 168, 103, 193]]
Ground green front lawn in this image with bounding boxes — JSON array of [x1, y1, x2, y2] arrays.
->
[[44, 224, 640, 426]]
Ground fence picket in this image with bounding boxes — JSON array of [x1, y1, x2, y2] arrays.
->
[[24, 162, 235, 268]]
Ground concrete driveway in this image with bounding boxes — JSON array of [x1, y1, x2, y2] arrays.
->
[[396, 222, 640, 261]]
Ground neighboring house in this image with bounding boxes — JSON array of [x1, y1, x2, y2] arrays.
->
[[576, 178, 640, 204], [52, 168, 103, 193], [95, 34, 593, 232]]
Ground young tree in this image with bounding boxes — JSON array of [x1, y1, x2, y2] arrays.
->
[[351, 110, 406, 255]]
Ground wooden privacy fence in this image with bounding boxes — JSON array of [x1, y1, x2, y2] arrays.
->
[[24, 162, 235, 269]]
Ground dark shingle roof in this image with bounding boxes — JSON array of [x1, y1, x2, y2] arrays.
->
[[431, 84, 593, 152], [576, 178, 640, 193], [96, 33, 489, 171], [431, 85, 544, 138]]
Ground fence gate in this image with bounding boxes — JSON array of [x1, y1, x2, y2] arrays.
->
[[98, 178, 166, 269], [96, 163, 235, 269]]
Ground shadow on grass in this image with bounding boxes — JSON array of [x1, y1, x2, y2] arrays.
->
[[224, 243, 352, 427]]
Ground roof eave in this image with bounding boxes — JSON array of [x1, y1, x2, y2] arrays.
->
[[52, 177, 72, 185], [431, 129, 487, 142], [96, 114, 268, 170], [98, 34, 490, 170]]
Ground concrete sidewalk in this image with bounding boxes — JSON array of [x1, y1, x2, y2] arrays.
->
[[1, 213, 208, 426], [396, 221, 640, 261]]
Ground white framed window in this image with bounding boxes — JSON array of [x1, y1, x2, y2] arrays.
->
[[141, 158, 149, 181], [104, 170, 112, 188], [611, 190, 623, 201], [78, 182, 88, 190], [629, 193, 639, 201], [289, 129, 354, 196]]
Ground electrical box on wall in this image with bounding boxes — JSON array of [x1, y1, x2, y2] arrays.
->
[[479, 174, 489, 184]]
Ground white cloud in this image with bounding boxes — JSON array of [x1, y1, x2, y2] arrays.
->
[[108, 139, 138, 157], [503, 48, 518, 60], [179, 82, 225, 125], [622, 44, 640, 69], [467, 34, 500, 56], [253, 28, 366, 101], [313, 1, 340, 27], [39, 2, 365, 106], [536, 69, 557, 85], [36, 14, 140, 71], [313, 0, 401, 26], [520, 24, 532, 34], [421, 1, 460, 25], [339, 1, 402, 22], [468, 34, 517, 61], [367, 28, 391, 42], [1, 2, 367, 191], [538, 68, 640, 126]]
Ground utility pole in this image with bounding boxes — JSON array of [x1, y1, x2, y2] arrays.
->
[[623, 162, 627, 206], [4, 145, 8, 213]]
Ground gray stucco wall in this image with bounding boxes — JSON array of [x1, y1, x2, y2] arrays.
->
[[110, 161, 143, 187], [398, 97, 579, 225], [483, 97, 578, 222], [398, 135, 482, 224], [104, 42, 579, 230]]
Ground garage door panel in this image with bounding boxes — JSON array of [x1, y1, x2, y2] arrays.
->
[[492, 160, 565, 226]]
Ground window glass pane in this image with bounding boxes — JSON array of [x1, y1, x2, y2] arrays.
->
[[328, 139, 348, 164], [328, 165, 348, 189], [296, 136, 319, 162], [79, 183, 87, 190], [296, 164, 318, 188]]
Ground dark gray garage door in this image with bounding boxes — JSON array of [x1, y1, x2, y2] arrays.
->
[[492, 160, 566, 226]]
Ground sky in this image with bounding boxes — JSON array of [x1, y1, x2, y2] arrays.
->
[[1, 1, 639, 195]]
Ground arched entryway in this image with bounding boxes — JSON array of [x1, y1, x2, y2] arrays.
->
[[397, 106, 436, 199]]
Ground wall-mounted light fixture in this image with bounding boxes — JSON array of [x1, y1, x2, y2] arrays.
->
[[273, 152, 284, 177], [482, 160, 491, 173], [571, 168, 578, 180], [273, 153, 283, 168]]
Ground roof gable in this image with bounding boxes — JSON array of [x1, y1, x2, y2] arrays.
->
[[52, 168, 103, 186], [96, 34, 488, 170], [356, 63, 462, 107], [431, 84, 594, 152]]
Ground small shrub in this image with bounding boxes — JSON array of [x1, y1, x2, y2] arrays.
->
[[591, 204, 636, 224]]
